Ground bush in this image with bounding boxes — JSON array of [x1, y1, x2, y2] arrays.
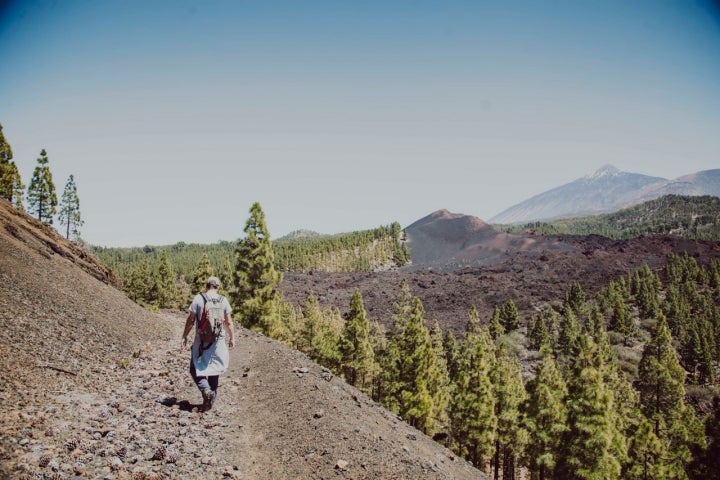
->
[[613, 345, 642, 380]]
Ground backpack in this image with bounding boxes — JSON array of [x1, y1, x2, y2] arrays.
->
[[197, 293, 225, 349]]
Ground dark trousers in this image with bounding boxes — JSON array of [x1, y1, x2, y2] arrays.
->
[[189, 359, 218, 405]]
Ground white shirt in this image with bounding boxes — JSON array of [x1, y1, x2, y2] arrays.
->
[[188, 290, 232, 376]]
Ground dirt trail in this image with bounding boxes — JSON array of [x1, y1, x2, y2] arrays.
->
[[2, 312, 482, 480]]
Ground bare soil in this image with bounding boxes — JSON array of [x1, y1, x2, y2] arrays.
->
[[280, 233, 720, 334]]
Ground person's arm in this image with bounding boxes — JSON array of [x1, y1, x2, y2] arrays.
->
[[181, 311, 195, 350], [224, 311, 235, 349]]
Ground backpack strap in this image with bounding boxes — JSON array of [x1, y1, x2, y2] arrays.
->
[[197, 293, 208, 327], [197, 293, 213, 356]]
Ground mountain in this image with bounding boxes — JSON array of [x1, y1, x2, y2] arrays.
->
[[0, 199, 483, 479], [489, 165, 720, 224], [403, 209, 574, 271]]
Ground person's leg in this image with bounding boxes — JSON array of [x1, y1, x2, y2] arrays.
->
[[208, 375, 219, 406], [189, 360, 211, 394]]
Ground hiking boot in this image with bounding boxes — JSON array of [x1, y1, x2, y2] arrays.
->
[[202, 389, 215, 411]]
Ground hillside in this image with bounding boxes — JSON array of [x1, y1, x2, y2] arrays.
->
[[0, 200, 482, 479], [490, 165, 720, 224], [496, 195, 720, 240], [402, 209, 574, 271]]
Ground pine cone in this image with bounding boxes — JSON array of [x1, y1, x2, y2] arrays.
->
[[64, 438, 80, 452], [38, 453, 53, 468], [79, 439, 96, 453], [115, 445, 127, 459], [151, 445, 166, 461], [165, 449, 179, 464]]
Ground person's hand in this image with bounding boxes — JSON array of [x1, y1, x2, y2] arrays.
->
[[181, 337, 188, 350], [228, 338, 235, 349]]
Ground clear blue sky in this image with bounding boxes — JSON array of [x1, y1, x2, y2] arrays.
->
[[1, 0, 719, 247]]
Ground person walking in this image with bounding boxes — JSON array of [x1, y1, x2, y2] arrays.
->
[[181, 276, 235, 411]]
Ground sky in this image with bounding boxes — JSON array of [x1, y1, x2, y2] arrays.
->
[[1, 0, 719, 247]]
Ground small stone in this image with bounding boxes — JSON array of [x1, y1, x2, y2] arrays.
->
[[109, 456, 124, 471], [313, 410, 325, 419], [335, 459, 349, 470]]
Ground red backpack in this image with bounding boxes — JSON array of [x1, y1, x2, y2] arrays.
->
[[197, 293, 225, 349]]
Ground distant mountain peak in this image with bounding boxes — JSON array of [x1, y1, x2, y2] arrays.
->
[[586, 164, 621, 179], [489, 167, 720, 225]]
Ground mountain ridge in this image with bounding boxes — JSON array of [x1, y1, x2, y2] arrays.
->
[[489, 165, 720, 224]]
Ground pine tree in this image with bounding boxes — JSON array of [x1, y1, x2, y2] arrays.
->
[[489, 306, 505, 340], [218, 257, 234, 294], [428, 318, 451, 435], [557, 303, 580, 358], [527, 307, 556, 351], [396, 297, 435, 433], [625, 416, 668, 480], [339, 291, 374, 393], [565, 281, 587, 316], [0, 123, 24, 209], [391, 278, 414, 336], [192, 253, 213, 294], [500, 299, 520, 332], [58, 174, 83, 240], [698, 396, 720, 480], [154, 251, 179, 308], [443, 329, 460, 384], [377, 332, 402, 412], [125, 259, 154, 305], [450, 321, 497, 469], [368, 318, 388, 403], [466, 304, 482, 335], [524, 348, 568, 480], [585, 302, 638, 473], [634, 265, 662, 320], [584, 303, 613, 367], [124, 260, 151, 304], [663, 284, 690, 339], [376, 280, 415, 412], [556, 335, 623, 480], [267, 292, 297, 345], [232, 202, 283, 331], [298, 291, 322, 354], [298, 291, 342, 369], [26, 149, 57, 224], [491, 344, 527, 480], [636, 317, 706, 479], [609, 294, 637, 346]]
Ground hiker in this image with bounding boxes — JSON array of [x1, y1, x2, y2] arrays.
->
[[181, 276, 235, 411]]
